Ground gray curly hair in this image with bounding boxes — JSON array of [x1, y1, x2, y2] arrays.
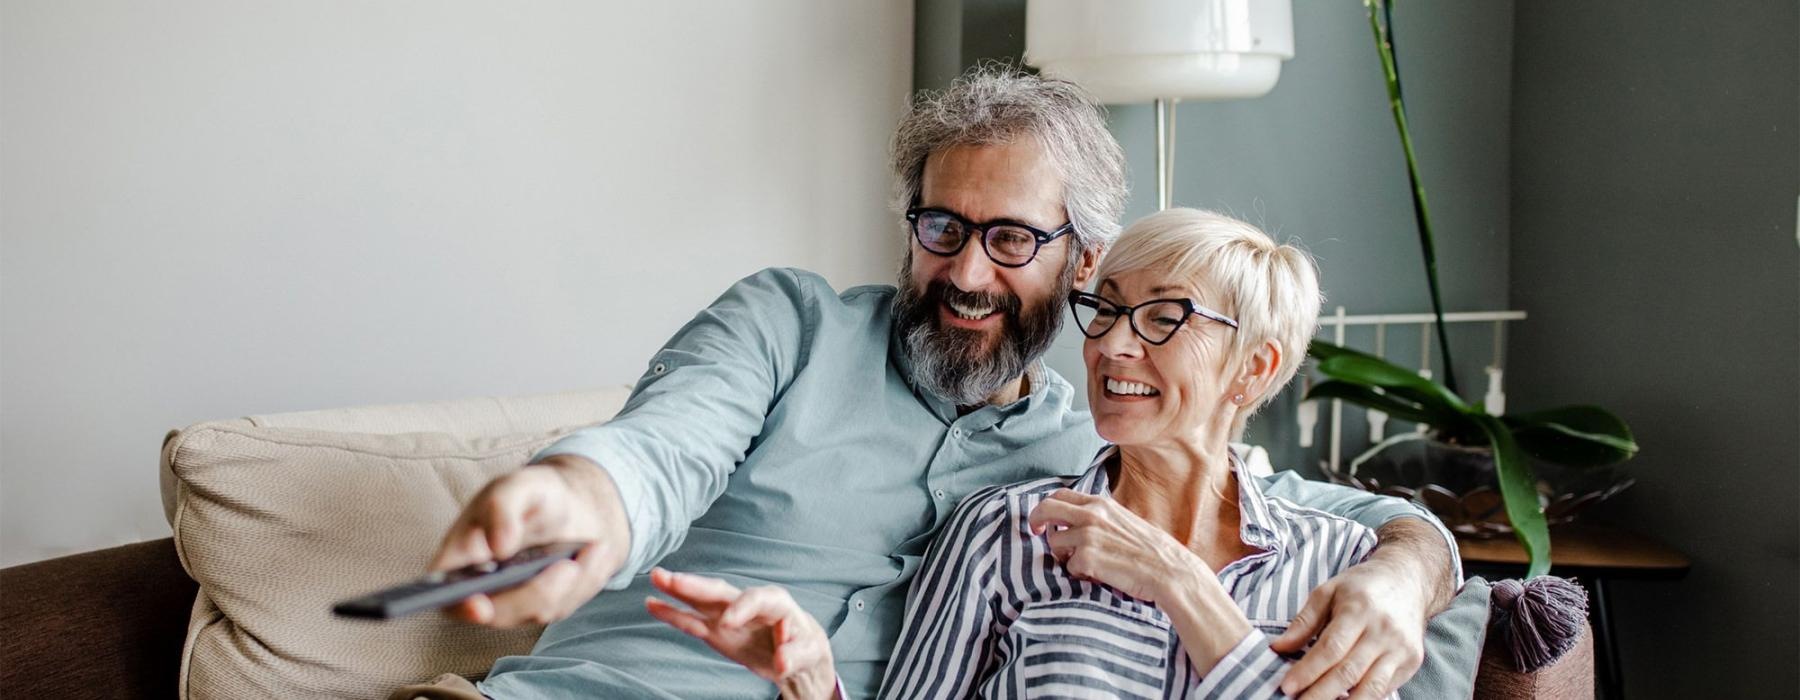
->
[[890, 64, 1127, 252]]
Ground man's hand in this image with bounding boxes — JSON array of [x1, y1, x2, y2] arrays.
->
[[646, 568, 837, 699], [430, 454, 630, 627], [1270, 519, 1455, 699]]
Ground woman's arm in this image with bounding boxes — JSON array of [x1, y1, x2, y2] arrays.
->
[[1029, 489, 1395, 699], [1161, 530, 1390, 699], [1158, 564, 1294, 698], [879, 487, 1011, 699], [1156, 562, 1255, 672], [1028, 489, 1281, 696]]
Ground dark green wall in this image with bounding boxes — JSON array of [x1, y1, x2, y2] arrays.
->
[[1508, 0, 1800, 696]]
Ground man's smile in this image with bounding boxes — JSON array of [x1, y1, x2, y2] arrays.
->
[[940, 299, 1003, 329]]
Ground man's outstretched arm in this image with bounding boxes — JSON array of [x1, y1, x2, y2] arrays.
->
[[431, 268, 818, 627], [1260, 473, 1464, 699]]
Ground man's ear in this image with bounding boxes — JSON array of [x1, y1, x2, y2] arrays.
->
[[1072, 243, 1104, 289]]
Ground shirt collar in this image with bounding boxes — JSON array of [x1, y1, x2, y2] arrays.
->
[[1075, 444, 1288, 556]]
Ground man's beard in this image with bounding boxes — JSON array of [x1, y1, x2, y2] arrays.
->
[[892, 255, 1076, 406]]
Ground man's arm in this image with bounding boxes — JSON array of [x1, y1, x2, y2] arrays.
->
[[431, 268, 816, 626], [1260, 472, 1463, 699], [530, 267, 816, 590], [525, 266, 817, 583], [1261, 472, 1463, 586]]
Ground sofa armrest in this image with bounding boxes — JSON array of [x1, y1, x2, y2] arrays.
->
[[1474, 621, 1596, 699], [1, 538, 196, 697]]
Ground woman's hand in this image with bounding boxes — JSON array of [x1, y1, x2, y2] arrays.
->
[[645, 568, 837, 700], [1025, 489, 1206, 603], [1028, 489, 1254, 674]]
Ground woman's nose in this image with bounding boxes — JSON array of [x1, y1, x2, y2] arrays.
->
[[1095, 316, 1145, 358]]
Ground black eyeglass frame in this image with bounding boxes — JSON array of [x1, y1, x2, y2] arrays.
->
[[1067, 290, 1239, 346], [904, 206, 1076, 268]]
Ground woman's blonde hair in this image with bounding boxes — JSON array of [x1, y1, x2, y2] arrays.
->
[[1095, 208, 1322, 431]]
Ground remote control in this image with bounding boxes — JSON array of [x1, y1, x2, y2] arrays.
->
[[332, 542, 586, 620]]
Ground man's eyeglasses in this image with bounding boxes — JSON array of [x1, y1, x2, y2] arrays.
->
[[905, 207, 1076, 268], [1067, 290, 1238, 346]]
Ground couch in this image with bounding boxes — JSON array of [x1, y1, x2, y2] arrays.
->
[[0, 389, 1593, 698]]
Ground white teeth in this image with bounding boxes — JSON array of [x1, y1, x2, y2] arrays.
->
[[946, 300, 995, 320], [1106, 378, 1159, 396]]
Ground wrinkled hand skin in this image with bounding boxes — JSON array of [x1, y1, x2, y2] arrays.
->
[[645, 568, 837, 700], [1026, 488, 1202, 602], [1270, 518, 1454, 700]]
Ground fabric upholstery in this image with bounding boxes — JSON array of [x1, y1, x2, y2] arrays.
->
[[165, 421, 583, 699], [159, 388, 632, 525], [388, 672, 488, 700], [0, 538, 197, 696], [1409, 575, 1494, 699], [1476, 620, 1596, 699]]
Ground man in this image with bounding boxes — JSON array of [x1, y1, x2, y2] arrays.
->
[[420, 67, 1470, 699]]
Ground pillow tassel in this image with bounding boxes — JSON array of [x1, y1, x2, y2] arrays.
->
[[1487, 576, 1589, 672]]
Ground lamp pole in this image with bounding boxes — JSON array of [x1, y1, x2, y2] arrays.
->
[[1154, 98, 1178, 211]]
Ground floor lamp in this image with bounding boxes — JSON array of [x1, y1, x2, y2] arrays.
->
[[1024, 0, 1295, 210]]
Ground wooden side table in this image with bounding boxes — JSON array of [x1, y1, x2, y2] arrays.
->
[[1457, 523, 1690, 700]]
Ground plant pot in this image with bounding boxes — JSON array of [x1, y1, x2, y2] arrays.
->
[[1321, 432, 1634, 538]]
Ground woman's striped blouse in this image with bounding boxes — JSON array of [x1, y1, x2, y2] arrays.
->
[[878, 446, 1381, 699]]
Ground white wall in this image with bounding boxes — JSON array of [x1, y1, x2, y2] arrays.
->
[[0, 1, 913, 566]]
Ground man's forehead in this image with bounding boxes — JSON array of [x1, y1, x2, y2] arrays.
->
[[919, 142, 1066, 224]]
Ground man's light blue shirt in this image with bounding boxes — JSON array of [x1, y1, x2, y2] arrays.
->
[[479, 268, 1464, 699]]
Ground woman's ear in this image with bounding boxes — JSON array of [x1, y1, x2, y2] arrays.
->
[[1238, 339, 1283, 403]]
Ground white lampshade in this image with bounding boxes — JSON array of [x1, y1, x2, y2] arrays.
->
[[1025, 0, 1295, 104]]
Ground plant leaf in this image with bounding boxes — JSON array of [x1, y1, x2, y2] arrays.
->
[[1308, 339, 1382, 364], [1471, 413, 1551, 578], [1305, 380, 1443, 426], [1315, 354, 1469, 413], [1503, 405, 1639, 467]]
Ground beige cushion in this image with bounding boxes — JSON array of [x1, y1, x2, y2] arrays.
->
[[165, 388, 629, 699], [160, 389, 633, 526]]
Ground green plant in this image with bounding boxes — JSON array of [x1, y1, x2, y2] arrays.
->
[[1365, 0, 1458, 394], [1336, 0, 1640, 577], [1307, 341, 1638, 577]]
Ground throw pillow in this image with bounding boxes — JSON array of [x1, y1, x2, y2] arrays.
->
[[167, 422, 575, 699]]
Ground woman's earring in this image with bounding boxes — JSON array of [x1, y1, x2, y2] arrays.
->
[[1232, 393, 1245, 404]]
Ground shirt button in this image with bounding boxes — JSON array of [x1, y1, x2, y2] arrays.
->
[[950, 428, 963, 438], [934, 489, 947, 500], [853, 598, 866, 611], [652, 362, 667, 375]]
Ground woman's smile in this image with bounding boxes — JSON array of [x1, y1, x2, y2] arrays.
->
[[1101, 375, 1161, 400]]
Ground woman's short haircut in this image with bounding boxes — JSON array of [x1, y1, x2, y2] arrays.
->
[[890, 63, 1127, 253], [1096, 208, 1323, 429]]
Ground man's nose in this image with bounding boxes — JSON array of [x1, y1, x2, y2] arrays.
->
[[946, 233, 999, 291]]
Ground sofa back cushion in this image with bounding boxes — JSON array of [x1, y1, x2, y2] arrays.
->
[[166, 420, 588, 698]]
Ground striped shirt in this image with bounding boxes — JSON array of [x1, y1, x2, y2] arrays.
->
[[880, 446, 1383, 699]]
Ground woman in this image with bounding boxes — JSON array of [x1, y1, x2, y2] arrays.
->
[[646, 208, 1383, 698]]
